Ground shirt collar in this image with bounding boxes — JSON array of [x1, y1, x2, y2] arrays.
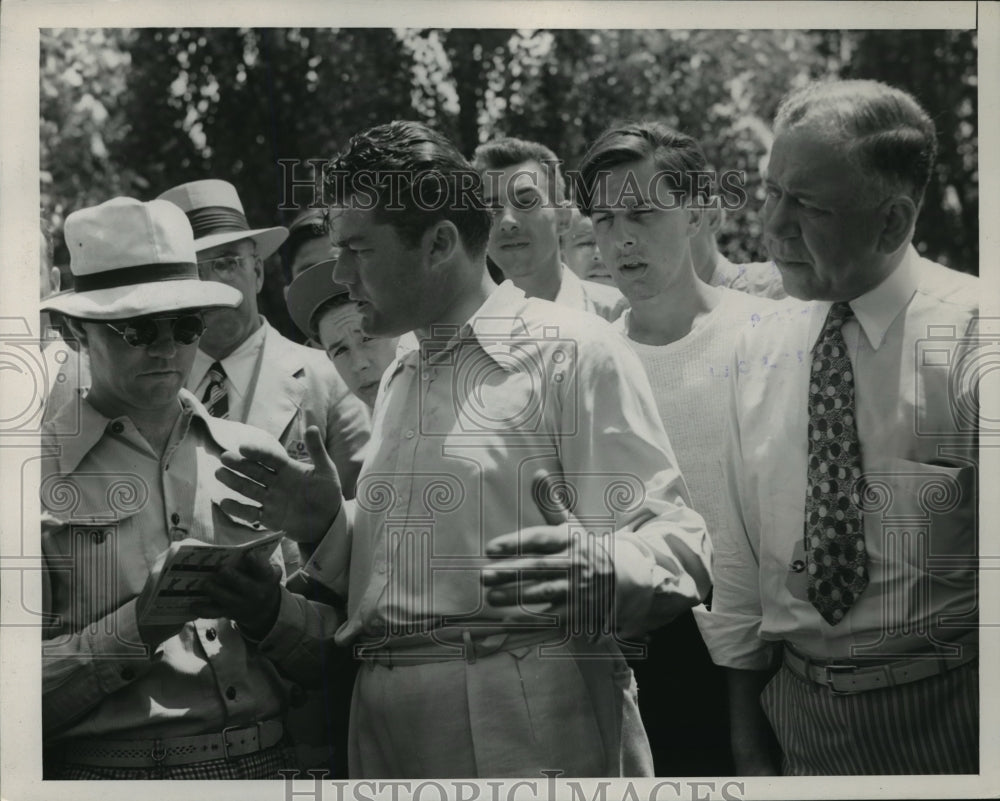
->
[[813, 247, 917, 351], [191, 316, 268, 394], [46, 389, 206, 476], [385, 281, 532, 386], [552, 265, 584, 309]]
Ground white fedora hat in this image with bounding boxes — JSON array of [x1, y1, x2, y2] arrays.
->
[[41, 197, 242, 321], [158, 179, 288, 259]]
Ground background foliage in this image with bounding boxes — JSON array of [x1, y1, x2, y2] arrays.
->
[[40, 28, 978, 339]]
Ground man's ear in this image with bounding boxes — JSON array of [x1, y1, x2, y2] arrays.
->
[[252, 255, 265, 293], [554, 201, 573, 236], [64, 316, 88, 349], [425, 220, 460, 267], [685, 205, 705, 239], [877, 196, 917, 255]]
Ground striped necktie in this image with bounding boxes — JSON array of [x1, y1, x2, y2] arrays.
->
[[201, 361, 230, 419], [805, 301, 868, 625]]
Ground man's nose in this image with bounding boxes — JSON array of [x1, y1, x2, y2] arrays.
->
[[147, 324, 178, 358], [332, 255, 355, 286], [496, 204, 520, 233], [352, 350, 372, 373]]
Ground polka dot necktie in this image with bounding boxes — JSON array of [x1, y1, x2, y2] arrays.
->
[[201, 361, 230, 420], [805, 301, 868, 625]]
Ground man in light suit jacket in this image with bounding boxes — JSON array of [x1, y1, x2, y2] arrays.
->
[[159, 180, 370, 506]]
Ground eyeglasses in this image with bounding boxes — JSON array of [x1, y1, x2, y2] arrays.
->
[[197, 255, 249, 279], [104, 314, 206, 348]]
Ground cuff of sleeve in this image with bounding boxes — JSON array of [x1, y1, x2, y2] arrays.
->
[[255, 587, 307, 658], [303, 501, 351, 593], [86, 599, 150, 692], [697, 610, 777, 670], [610, 537, 697, 630]]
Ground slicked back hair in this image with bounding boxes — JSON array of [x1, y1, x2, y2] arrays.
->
[[575, 121, 709, 215], [324, 120, 491, 258], [774, 79, 937, 208], [473, 137, 567, 205]]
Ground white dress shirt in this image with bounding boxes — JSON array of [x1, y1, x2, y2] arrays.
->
[[703, 249, 979, 669]]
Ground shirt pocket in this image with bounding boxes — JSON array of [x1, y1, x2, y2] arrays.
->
[[861, 458, 976, 572], [42, 511, 147, 634]]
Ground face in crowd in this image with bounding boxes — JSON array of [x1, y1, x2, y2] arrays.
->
[[762, 124, 900, 302], [195, 238, 263, 356], [590, 156, 701, 304], [315, 299, 398, 409], [483, 160, 569, 282], [562, 209, 613, 286], [72, 312, 204, 418]]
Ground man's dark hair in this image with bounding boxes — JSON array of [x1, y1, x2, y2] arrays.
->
[[472, 137, 567, 204], [575, 121, 709, 215], [324, 120, 491, 258], [774, 79, 937, 207]]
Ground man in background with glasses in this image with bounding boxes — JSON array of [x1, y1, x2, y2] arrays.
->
[[158, 180, 371, 520], [39, 197, 336, 779]]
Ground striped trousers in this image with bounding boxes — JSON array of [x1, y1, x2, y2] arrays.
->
[[761, 658, 978, 774]]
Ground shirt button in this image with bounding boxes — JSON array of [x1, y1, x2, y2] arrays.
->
[[169, 528, 186, 541], [225, 686, 237, 700], [171, 512, 181, 525], [375, 563, 387, 575], [405, 430, 415, 439], [206, 627, 217, 641], [110, 421, 125, 434]]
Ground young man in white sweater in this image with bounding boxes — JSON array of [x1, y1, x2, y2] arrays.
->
[[576, 121, 784, 775]]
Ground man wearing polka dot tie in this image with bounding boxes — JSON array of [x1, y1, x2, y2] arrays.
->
[[699, 80, 980, 775]]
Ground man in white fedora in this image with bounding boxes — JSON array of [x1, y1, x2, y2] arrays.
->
[[157, 180, 370, 515], [39, 197, 343, 779]]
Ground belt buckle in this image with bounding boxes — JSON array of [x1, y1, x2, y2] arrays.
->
[[150, 739, 167, 764], [824, 663, 858, 695], [222, 722, 260, 760]]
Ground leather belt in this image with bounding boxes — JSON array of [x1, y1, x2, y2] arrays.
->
[[355, 626, 564, 667], [783, 642, 978, 695], [60, 719, 284, 768]]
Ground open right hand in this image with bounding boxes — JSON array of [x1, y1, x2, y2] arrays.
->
[[215, 425, 344, 543]]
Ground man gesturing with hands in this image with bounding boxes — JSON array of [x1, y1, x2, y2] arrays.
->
[[216, 121, 712, 779]]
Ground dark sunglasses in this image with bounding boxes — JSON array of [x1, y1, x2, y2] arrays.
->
[[104, 314, 206, 348]]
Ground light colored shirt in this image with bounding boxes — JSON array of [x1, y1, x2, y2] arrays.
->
[[615, 288, 784, 595], [554, 265, 629, 322], [41, 390, 294, 742], [293, 280, 712, 649], [710, 254, 788, 300], [189, 318, 268, 423], [703, 249, 979, 669]]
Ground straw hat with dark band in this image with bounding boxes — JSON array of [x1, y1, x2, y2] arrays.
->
[[158, 179, 288, 259], [41, 197, 242, 321]]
